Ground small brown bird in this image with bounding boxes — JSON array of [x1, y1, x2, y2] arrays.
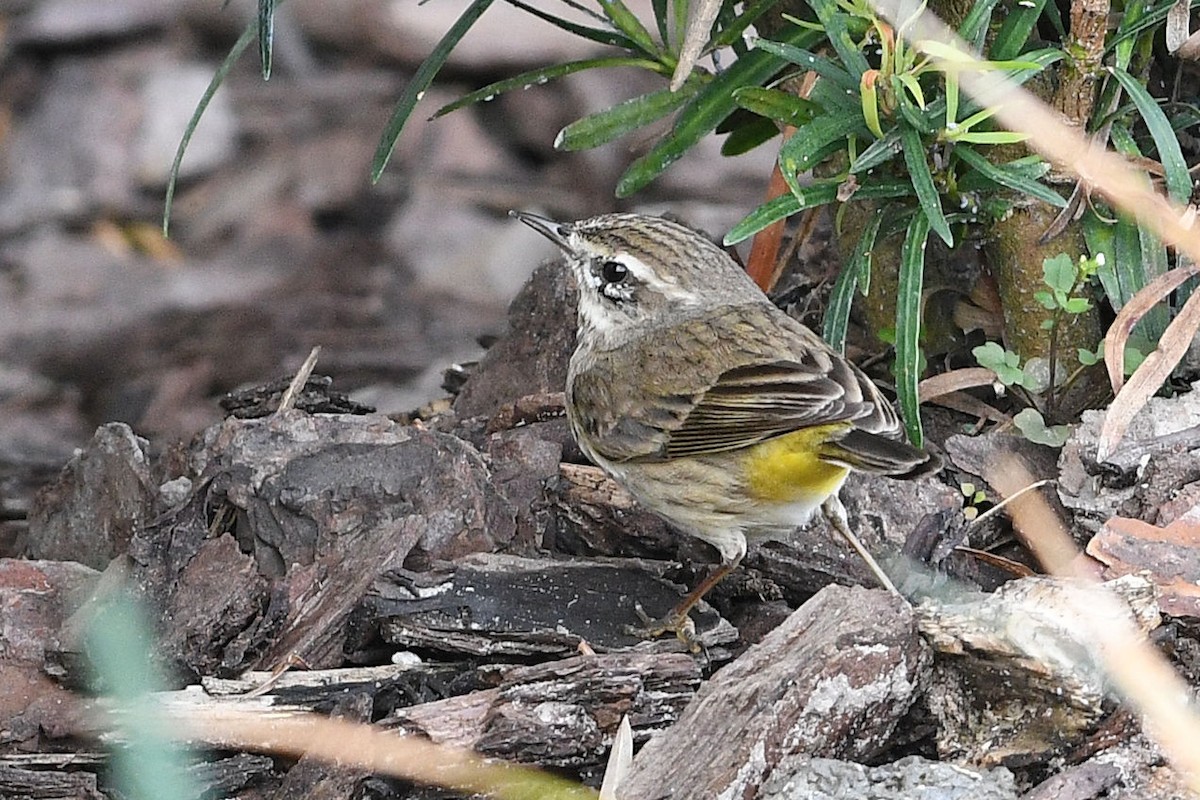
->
[[515, 211, 939, 642]]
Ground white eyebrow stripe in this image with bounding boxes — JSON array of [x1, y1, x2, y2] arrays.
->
[[619, 254, 696, 303]]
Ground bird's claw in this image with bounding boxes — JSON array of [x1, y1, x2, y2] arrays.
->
[[624, 602, 700, 652]]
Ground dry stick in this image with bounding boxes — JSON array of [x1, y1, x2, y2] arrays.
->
[[745, 72, 818, 293], [987, 458, 1200, 792], [180, 708, 598, 799], [745, 148, 797, 293], [276, 346, 322, 414], [965, 478, 1055, 530]]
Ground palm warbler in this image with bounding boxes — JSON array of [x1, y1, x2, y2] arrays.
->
[[514, 211, 939, 641]]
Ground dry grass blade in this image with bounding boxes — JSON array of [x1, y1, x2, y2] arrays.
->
[[598, 715, 633, 800], [917, 367, 1001, 402], [867, 0, 1200, 461], [180, 708, 598, 799], [1099, 287, 1200, 461], [987, 457, 1200, 793], [670, 0, 721, 91], [923, 390, 1011, 424], [917, 367, 1010, 424], [951, 546, 1035, 577], [1166, 0, 1200, 58], [1103, 262, 1200, 395], [276, 346, 321, 414]]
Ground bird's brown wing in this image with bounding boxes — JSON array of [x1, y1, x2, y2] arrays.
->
[[570, 303, 907, 465], [661, 358, 874, 458], [663, 351, 938, 476]]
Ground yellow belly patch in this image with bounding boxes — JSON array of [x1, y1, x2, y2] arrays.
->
[[742, 424, 851, 504]]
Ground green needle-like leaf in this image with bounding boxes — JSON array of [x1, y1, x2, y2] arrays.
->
[[824, 208, 883, 352], [431, 58, 665, 120], [751, 39, 858, 93], [725, 179, 909, 244], [616, 26, 822, 197], [163, 19, 257, 235], [852, 128, 904, 173], [651, 0, 669, 45], [733, 87, 820, 128], [1113, 215, 1168, 339], [957, 0, 1001, 47], [503, 0, 637, 48], [720, 116, 781, 155], [1109, 66, 1192, 204], [710, 0, 779, 48], [556, 82, 701, 150], [991, 0, 1048, 60], [954, 146, 1066, 206], [899, 124, 952, 246], [371, 0, 495, 182], [87, 593, 198, 800], [258, 0, 274, 79], [724, 181, 841, 244], [778, 110, 866, 196], [598, 0, 659, 56], [895, 210, 931, 446], [809, 0, 870, 77]]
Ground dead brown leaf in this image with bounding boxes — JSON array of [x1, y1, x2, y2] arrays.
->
[[1103, 262, 1200, 395], [1099, 275, 1200, 461]]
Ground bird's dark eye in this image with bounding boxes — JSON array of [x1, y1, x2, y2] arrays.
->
[[601, 260, 628, 283]]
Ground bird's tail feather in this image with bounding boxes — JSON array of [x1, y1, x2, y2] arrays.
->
[[819, 428, 941, 478]]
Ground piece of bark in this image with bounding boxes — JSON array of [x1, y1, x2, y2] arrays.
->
[[124, 412, 515, 679], [452, 261, 577, 420], [1023, 760, 1122, 800], [618, 585, 931, 800], [387, 651, 701, 779], [917, 574, 1160, 766], [1057, 395, 1200, 531], [547, 463, 684, 561], [760, 754, 1017, 800], [202, 663, 483, 718], [0, 559, 99, 749], [220, 375, 375, 418], [1086, 515, 1200, 618], [272, 690, 375, 799], [26, 423, 157, 569], [485, 424, 564, 554], [371, 552, 737, 656], [484, 391, 568, 434], [0, 764, 105, 800], [190, 753, 278, 799], [1029, 732, 1194, 800]]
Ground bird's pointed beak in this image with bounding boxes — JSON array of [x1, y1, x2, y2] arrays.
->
[[510, 210, 575, 253]]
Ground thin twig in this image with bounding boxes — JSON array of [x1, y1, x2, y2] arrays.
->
[[276, 346, 321, 414], [966, 478, 1054, 530]]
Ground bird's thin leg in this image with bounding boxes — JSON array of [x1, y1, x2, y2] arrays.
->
[[821, 494, 899, 595], [629, 560, 736, 650]]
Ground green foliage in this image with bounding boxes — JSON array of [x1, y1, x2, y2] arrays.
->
[[1034, 253, 1098, 323], [167, 0, 1197, 436], [975, 252, 1103, 399], [1013, 408, 1072, 447], [973, 341, 1039, 390]]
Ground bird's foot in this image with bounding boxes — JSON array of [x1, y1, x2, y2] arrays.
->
[[623, 602, 700, 652]]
